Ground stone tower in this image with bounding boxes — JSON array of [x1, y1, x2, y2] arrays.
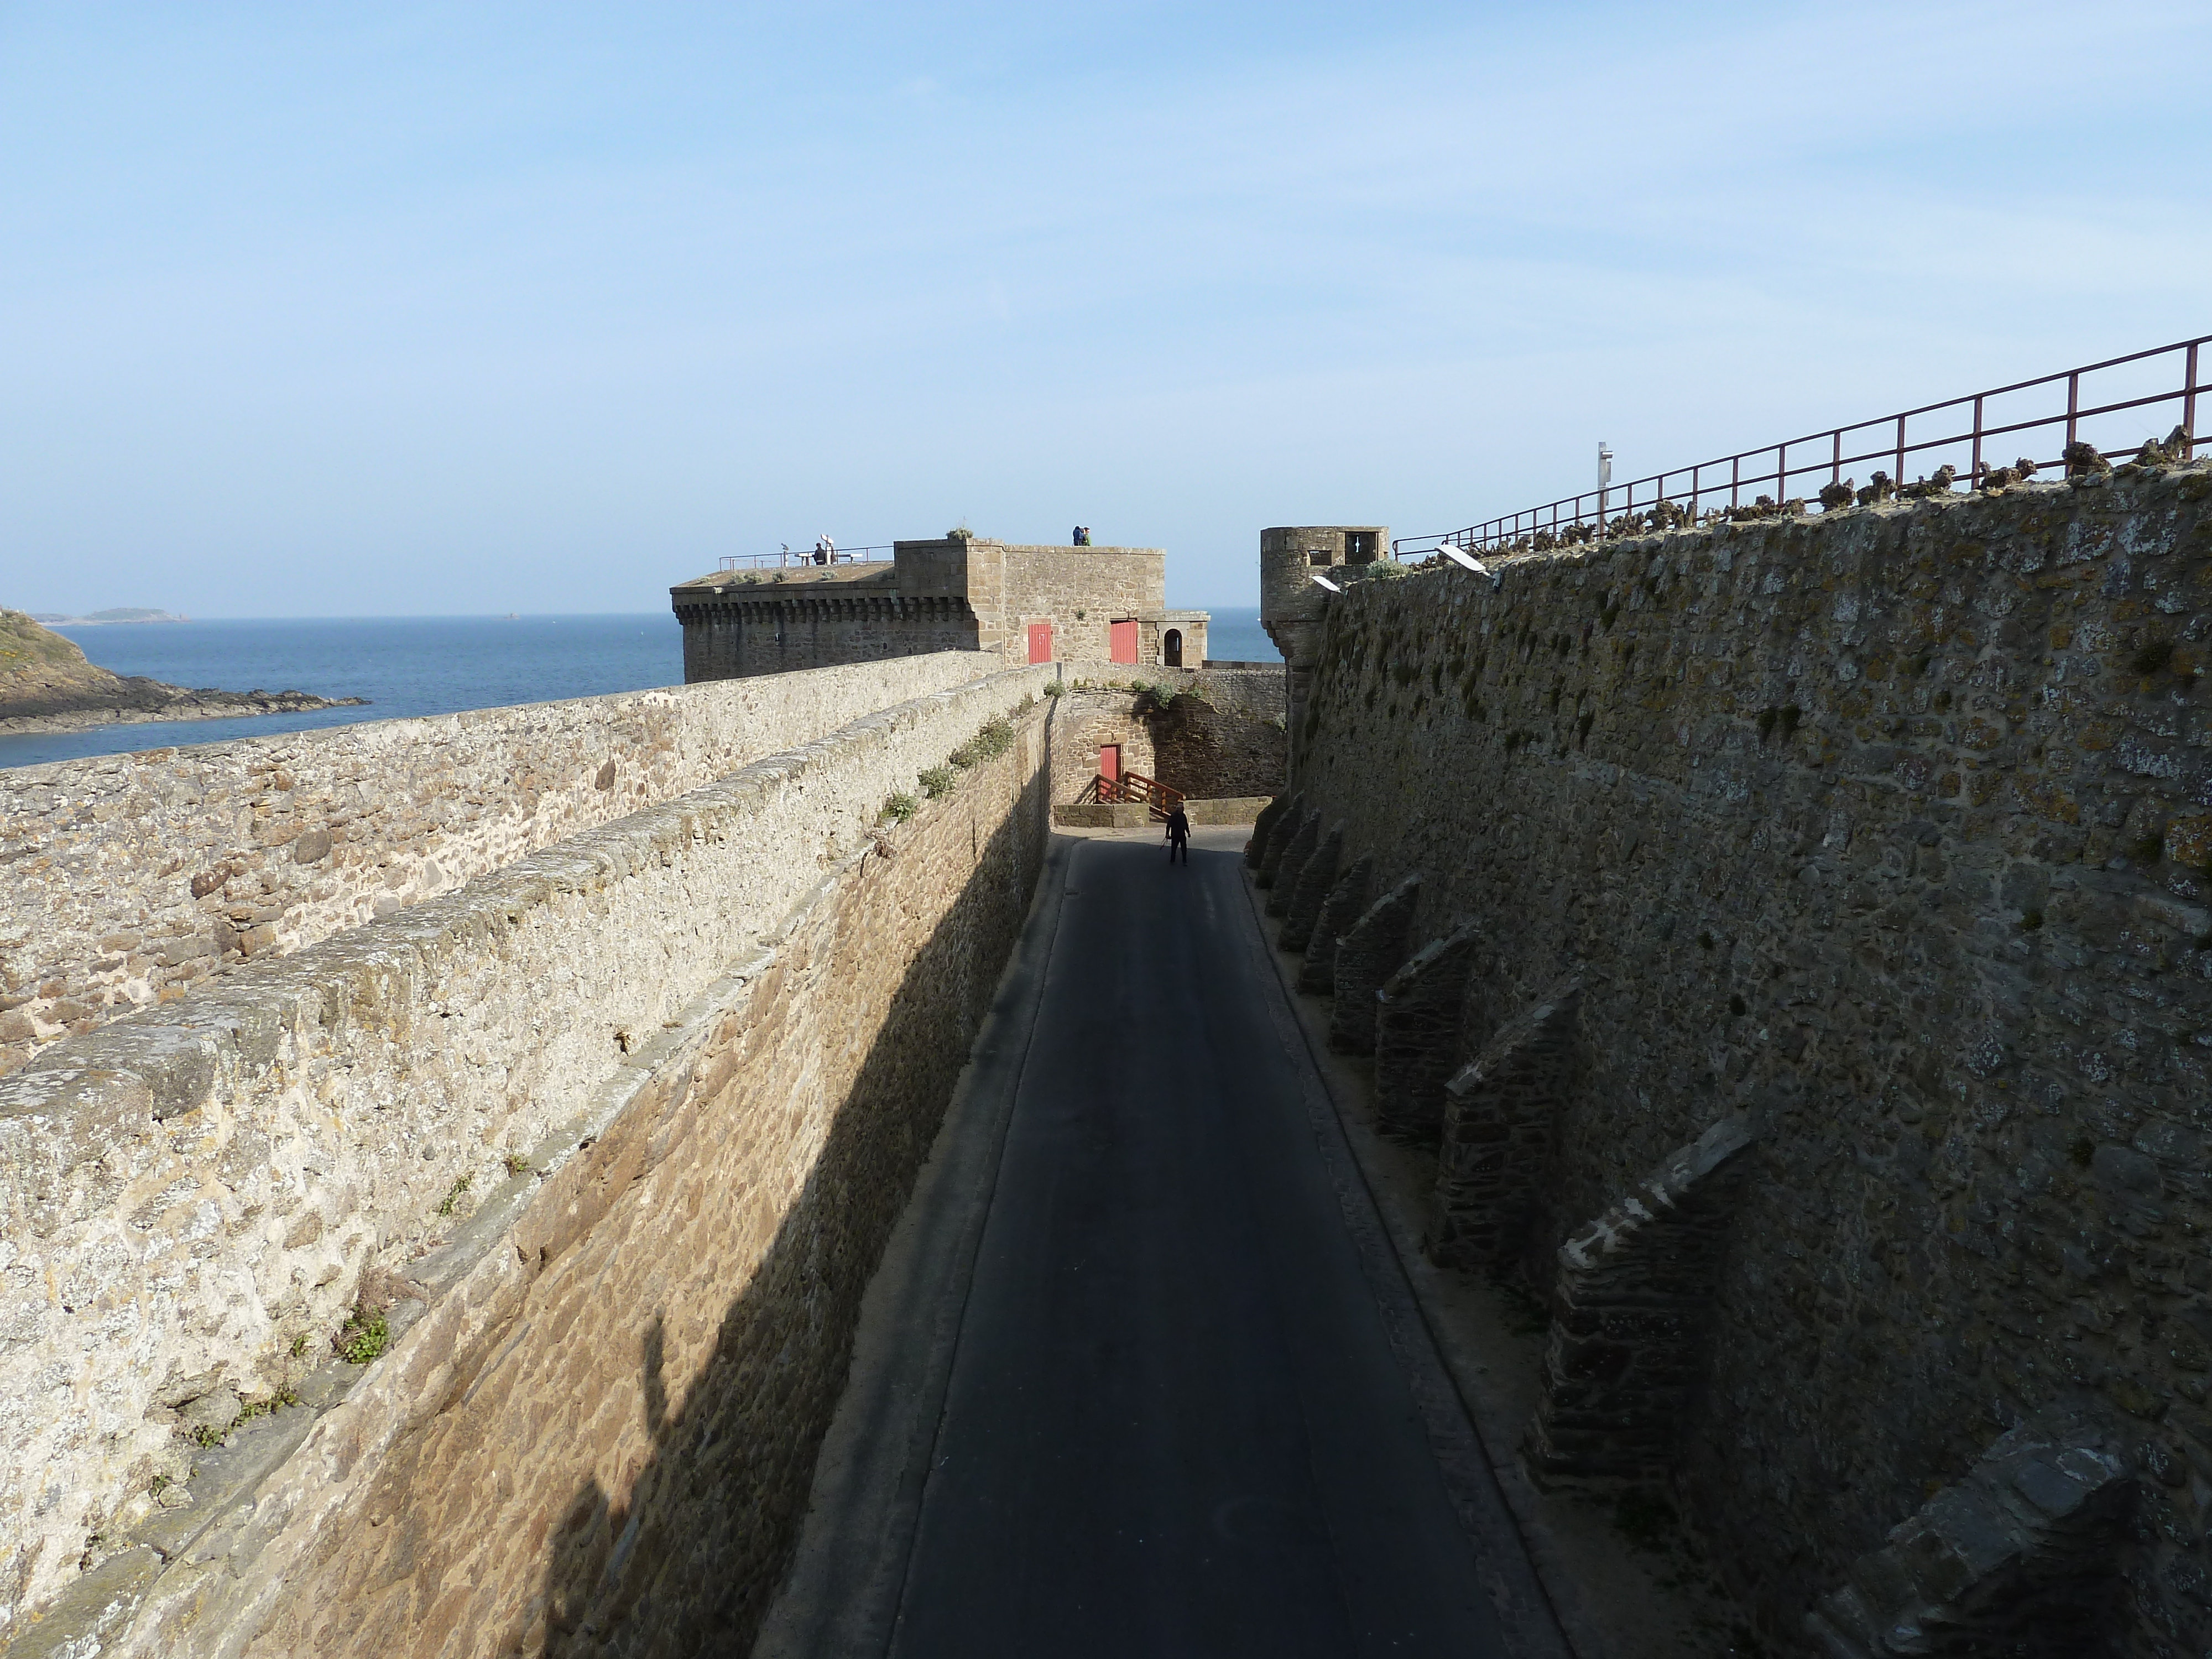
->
[[1259, 526, 1386, 780]]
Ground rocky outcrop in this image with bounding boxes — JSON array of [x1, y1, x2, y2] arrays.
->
[[0, 609, 365, 735]]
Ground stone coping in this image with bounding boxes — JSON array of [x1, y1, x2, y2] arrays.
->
[[4, 700, 1052, 1658], [0, 662, 1055, 1639], [2, 651, 1006, 1076]]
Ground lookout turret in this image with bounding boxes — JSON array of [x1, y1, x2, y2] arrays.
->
[[1260, 525, 1386, 778]]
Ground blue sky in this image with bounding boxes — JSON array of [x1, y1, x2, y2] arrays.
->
[[2, 1, 2207, 617]]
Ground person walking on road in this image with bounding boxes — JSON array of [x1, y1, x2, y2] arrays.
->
[[1164, 802, 1191, 864]]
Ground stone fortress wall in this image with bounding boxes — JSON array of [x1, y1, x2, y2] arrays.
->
[[0, 662, 1057, 1657], [1046, 664, 1289, 807], [1260, 462, 2212, 1653], [672, 536, 1209, 683], [0, 653, 1000, 1082]]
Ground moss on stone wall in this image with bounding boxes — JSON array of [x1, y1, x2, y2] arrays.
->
[[1291, 462, 2212, 1650]]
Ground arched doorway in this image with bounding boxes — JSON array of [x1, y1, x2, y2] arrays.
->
[[1163, 628, 1182, 667]]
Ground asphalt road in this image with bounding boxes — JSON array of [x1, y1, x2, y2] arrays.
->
[[881, 830, 1511, 1658]]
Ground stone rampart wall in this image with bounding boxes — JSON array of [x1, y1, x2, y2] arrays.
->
[[998, 546, 1163, 662], [1287, 464, 2212, 1651], [1147, 669, 1287, 801], [1048, 666, 1286, 804], [1048, 693, 1157, 804], [0, 653, 999, 1079], [673, 593, 979, 681], [1045, 666, 1286, 805], [0, 664, 1055, 1649]]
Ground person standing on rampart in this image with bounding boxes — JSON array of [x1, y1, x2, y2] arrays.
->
[[1164, 802, 1191, 864]]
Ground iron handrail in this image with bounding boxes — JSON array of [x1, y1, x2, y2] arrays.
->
[[1394, 333, 2208, 557], [718, 544, 895, 571]]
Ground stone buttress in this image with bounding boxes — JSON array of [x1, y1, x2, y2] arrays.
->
[[1326, 873, 1421, 1056], [1279, 826, 1344, 953], [1296, 855, 1373, 995], [1371, 922, 1481, 1141], [1265, 811, 1324, 919], [1428, 986, 1579, 1271], [1805, 1418, 2132, 1659], [1254, 792, 1306, 887], [1528, 1113, 1756, 1483]]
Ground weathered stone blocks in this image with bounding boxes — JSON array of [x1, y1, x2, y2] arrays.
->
[[1806, 1418, 2132, 1658], [1245, 792, 1290, 868], [1282, 463, 2212, 1649], [1296, 854, 1373, 995], [1429, 986, 1579, 1270], [1279, 826, 1343, 952], [0, 651, 1005, 1076], [1373, 922, 1481, 1141], [1254, 791, 1305, 886], [1265, 810, 1323, 918], [1528, 1113, 1756, 1483], [1326, 873, 1420, 1055], [0, 666, 1057, 1642]]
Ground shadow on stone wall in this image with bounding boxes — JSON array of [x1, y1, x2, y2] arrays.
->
[[219, 745, 1051, 1658], [1146, 692, 1285, 802], [523, 782, 1047, 1658]]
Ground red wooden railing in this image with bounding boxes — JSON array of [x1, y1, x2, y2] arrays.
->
[[1083, 770, 1185, 821]]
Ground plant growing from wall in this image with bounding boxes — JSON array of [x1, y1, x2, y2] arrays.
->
[[881, 791, 919, 823], [436, 1174, 472, 1218], [1044, 680, 1065, 697], [971, 715, 1015, 760], [336, 1308, 390, 1365], [919, 765, 955, 798]]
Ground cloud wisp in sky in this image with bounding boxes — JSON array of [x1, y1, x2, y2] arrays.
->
[[2, 1, 2206, 615]]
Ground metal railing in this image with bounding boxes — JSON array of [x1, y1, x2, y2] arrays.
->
[[1394, 333, 2207, 558], [718, 544, 894, 571]]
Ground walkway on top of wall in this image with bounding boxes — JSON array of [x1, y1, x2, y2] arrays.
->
[[755, 827, 1562, 1659]]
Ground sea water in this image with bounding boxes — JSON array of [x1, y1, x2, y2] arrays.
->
[[2, 609, 1278, 771]]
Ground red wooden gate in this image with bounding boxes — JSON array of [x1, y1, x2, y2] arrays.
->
[[1027, 621, 1054, 664], [1098, 744, 1121, 784], [1109, 619, 1139, 664]]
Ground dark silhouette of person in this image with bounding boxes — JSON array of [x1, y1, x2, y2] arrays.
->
[[1164, 804, 1191, 864]]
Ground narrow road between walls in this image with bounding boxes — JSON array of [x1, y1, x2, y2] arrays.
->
[[754, 826, 1564, 1659]]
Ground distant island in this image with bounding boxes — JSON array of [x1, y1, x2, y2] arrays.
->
[[28, 607, 189, 625], [0, 608, 367, 735]]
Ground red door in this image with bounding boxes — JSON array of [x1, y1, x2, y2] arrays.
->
[[1027, 621, 1053, 664], [1109, 619, 1139, 664], [1099, 744, 1121, 784]]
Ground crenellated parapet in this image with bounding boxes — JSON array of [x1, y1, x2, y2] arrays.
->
[[673, 535, 1211, 681]]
